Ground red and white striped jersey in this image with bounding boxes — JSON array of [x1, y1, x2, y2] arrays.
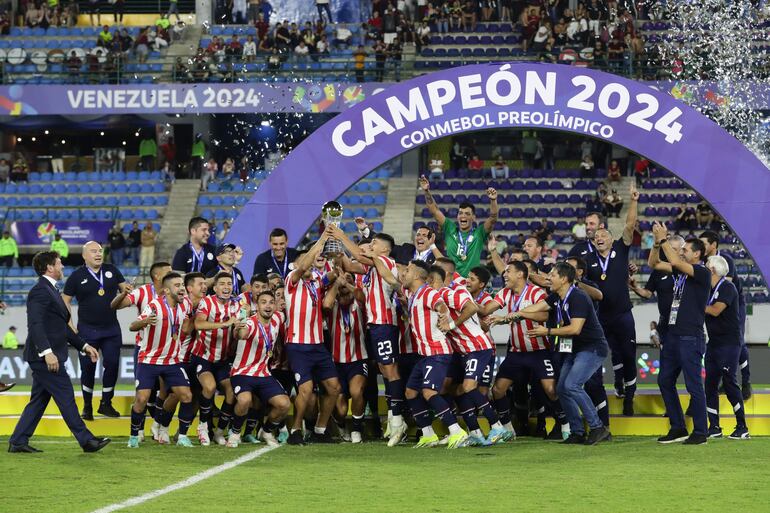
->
[[493, 284, 550, 352], [193, 296, 241, 362], [239, 291, 257, 316], [450, 272, 467, 289], [397, 306, 419, 354], [408, 285, 452, 356], [474, 290, 497, 347], [127, 283, 159, 345], [329, 301, 368, 363], [178, 296, 199, 363], [364, 255, 397, 326], [231, 315, 281, 377], [136, 298, 185, 365], [268, 311, 288, 370], [438, 286, 493, 354], [284, 270, 324, 344]]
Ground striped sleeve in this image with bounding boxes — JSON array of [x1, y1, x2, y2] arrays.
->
[[493, 288, 508, 308]]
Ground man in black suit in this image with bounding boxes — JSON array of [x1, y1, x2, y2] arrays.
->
[[8, 251, 111, 453]]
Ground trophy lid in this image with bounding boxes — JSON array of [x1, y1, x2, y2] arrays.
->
[[322, 201, 343, 217]]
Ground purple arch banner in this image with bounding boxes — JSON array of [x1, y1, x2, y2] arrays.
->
[[228, 62, 770, 281]]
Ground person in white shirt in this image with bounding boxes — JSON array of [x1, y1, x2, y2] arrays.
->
[[316, 35, 329, 54], [429, 153, 444, 179], [294, 41, 310, 62], [334, 24, 352, 49], [243, 35, 257, 61]]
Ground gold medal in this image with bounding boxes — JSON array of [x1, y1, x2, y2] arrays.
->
[[460, 254, 467, 261], [98, 288, 105, 296], [344, 325, 351, 334], [600, 274, 607, 281]]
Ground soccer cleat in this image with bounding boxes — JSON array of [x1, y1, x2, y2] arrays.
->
[[657, 429, 689, 444], [413, 434, 440, 448], [309, 431, 336, 444], [545, 424, 565, 441], [383, 419, 392, 439], [338, 428, 351, 443], [682, 434, 708, 445], [177, 435, 194, 447], [560, 433, 586, 445], [707, 426, 723, 439], [258, 428, 281, 448], [466, 433, 491, 447], [742, 383, 753, 401], [277, 428, 289, 444], [438, 435, 450, 446], [486, 426, 511, 445], [127, 435, 140, 448], [157, 427, 171, 445], [728, 426, 751, 440], [151, 420, 161, 441], [137, 431, 145, 443], [584, 427, 611, 445], [447, 430, 469, 449], [286, 431, 306, 445], [351, 431, 363, 444], [197, 422, 211, 446], [387, 421, 408, 447], [225, 432, 241, 448], [243, 434, 261, 444], [212, 428, 227, 446], [98, 401, 121, 418]]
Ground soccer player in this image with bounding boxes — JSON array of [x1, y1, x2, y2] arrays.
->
[[240, 274, 270, 316], [127, 272, 195, 448], [515, 263, 612, 445], [323, 272, 369, 443], [284, 231, 341, 445], [402, 260, 469, 449], [206, 243, 247, 296], [327, 225, 408, 447], [649, 222, 710, 445], [192, 272, 243, 446], [704, 255, 749, 440], [228, 291, 291, 448], [482, 261, 568, 441], [463, 265, 495, 397], [429, 263, 506, 446]]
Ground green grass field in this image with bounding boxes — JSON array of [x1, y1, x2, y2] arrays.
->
[[4, 436, 769, 513]]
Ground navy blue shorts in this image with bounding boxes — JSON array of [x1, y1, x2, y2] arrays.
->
[[271, 369, 295, 394], [285, 343, 338, 386], [398, 352, 420, 384], [496, 350, 556, 382], [450, 350, 495, 386], [135, 363, 190, 391], [367, 324, 400, 365], [406, 354, 453, 392], [181, 361, 200, 389], [191, 355, 231, 383], [230, 375, 287, 404], [335, 360, 369, 397]]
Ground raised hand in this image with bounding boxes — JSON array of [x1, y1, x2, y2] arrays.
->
[[419, 175, 430, 191], [629, 182, 640, 201], [487, 187, 498, 201]]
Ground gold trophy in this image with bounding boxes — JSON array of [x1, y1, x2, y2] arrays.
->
[[321, 200, 345, 257]]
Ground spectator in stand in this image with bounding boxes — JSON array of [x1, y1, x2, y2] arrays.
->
[[696, 201, 715, 229], [259, 34, 275, 54], [127, 221, 141, 266], [50, 232, 69, 263], [255, 12, 270, 39], [315, 34, 329, 56], [207, 35, 226, 63], [580, 154, 595, 178], [353, 45, 367, 83], [201, 158, 218, 191], [134, 27, 150, 63], [334, 23, 352, 49], [607, 35, 624, 71], [431, 3, 449, 34], [634, 157, 650, 184], [521, 131, 538, 169], [368, 10, 383, 33], [50, 140, 64, 173], [66, 50, 83, 81], [107, 225, 126, 266], [674, 203, 697, 232], [603, 188, 623, 218], [490, 158, 509, 179], [160, 136, 176, 171], [222, 157, 235, 180], [140, 222, 157, 270], [113, 0, 124, 23], [226, 35, 243, 62], [97, 24, 113, 47], [461, 0, 476, 31], [316, 0, 332, 23], [191, 133, 207, 179], [294, 40, 310, 62], [0, 159, 10, 183], [162, 160, 176, 184], [138, 131, 157, 171], [0, 12, 10, 35], [387, 40, 402, 82], [243, 34, 257, 61], [467, 154, 483, 176], [429, 153, 444, 180], [26, 3, 44, 27], [532, 20, 551, 52], [382, 5, 397, 43], [11, 156, 28, 182], [520, 5, 540, 52], [607, 159, 622, 182], [232, 0, 247, 24], [274, 20, 291, 53], [572, 216, 587, 241], [629, 220, 643, 260], [374, 39, 387, 81], [266, 47, 281, 69], [416, 20, 430, 51], [0, 230, 18, 269], [480, 0, 494, 21], [449, 0, 462, 31], [238, 155, 250, 182], [218, 221, 231, 243], [167, 0, 180, 22]]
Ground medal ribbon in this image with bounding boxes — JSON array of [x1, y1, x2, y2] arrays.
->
[[457, 228, 471, 256], [511, 284, 529, 313], [709, 277, 725, 306], [271, 251, 289, 279], [673, 273, 687, 299], [87, 267, 104, 292], [163, 297, 182, 337], [257, 320, 272, 354], [341, 306, 352, 334], [597, 251, 611, 277], [190, 243, 204, 272], [556, 285, 576, 327]]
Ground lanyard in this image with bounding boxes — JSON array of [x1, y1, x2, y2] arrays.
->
[[673, 273, 687, 299], [362, 267, 372, 287], [408, 284, 428, 313], [709, 278, 725, 306], [190, 243, 204, 272], [306, 280, 318, 304], [511, 284, 529, 313], [163, 298, 181, 336], [220, 265, 240, 296], [87, 267, 104, 291], [597, 251, 611, 279], [341, 306, 352, 333], [457, 228, 471, 255], [556, 285, 576, 326], [271, 251, 289, 279], [257, 320, 272, 353], [475, 290, 486, 303]]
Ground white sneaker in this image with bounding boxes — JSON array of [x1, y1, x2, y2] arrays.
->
[[258, 428, 280, 448], [339, 427, 351, 442], [197, 422, 211, 446], [212, 427, 227, 446], [150, 420, 160, 441], [438, 435, 450, 446], [226, 432, 241, 448], [137, 431, 145, 443], [157, 426, 170, 445], [351, 431, 363, 444], [387, 420, 408, 447]]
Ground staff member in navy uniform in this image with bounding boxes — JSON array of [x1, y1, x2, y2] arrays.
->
[[63, 241, 130, 420], [650, 222, 710, 445], [9, 251, 110, 453], [582, 183, 639, 416], [206, 243, 247, 296], [699, 230, 751, 400], [172, 217, 218, 275], [252, 227, 298, 279], [704, 255, 750, 440], [568, 211, 605, 258]]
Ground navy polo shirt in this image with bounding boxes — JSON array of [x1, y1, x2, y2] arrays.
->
[[172, 242, 218, 274], [582, 277, 601, 311], [546, 286, 609, 356], [206, 265, 246, 296], [568, 240, 596, 258], [670, 264, 710, 337], [63, 264, 125, 328], [645, 270, 674, 326], [252, 248, 298, 278], [720, 251, 746, 307], [585, 239, 632, 319], [705, 279, 740, 346]]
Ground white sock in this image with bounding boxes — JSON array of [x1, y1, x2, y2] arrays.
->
[[491, 421, 503, 430], [387, 410, 393, 421], [314, 426, 326, 435], [391, 415, 404, 427], [448, 423, 463, 435], [471, 429, 483, 437], [503, 421, 514, 432], [421, 426, 435, 437], [291, 428, 300, 434]]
